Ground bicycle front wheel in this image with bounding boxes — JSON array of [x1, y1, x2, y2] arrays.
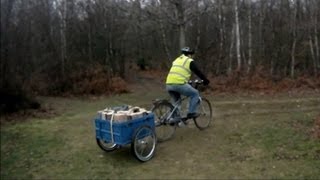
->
[[194, 98, 212, 130], [151, 101, 176, 142]]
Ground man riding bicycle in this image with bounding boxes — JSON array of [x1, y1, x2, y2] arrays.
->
[[166, 47, 210, 124]]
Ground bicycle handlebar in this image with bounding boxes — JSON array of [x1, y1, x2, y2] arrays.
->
[[188, 79, 206, 90], [188, 79, 204, 85]]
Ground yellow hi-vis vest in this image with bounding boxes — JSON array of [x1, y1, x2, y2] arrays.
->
[[166, 55, 193, 84]]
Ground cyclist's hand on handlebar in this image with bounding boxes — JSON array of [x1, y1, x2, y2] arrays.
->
[[203, 79, 210, 86]]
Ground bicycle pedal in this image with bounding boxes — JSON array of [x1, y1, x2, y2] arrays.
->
[[178, 121, 186, 127], [178, 120, 188, 127]]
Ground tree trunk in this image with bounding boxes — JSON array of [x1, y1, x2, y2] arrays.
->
[[309, 35, 317, 75], [291, 0, 298, 78], [314, 4, 319, 71], [178, 22, 186, 49], [175, 0, 186, 49], [0, 0, 16, 87], [259, 0, 265, 64], [160, 19, 171, 62], [247, 0, 252, 74], [291, 39, 296, 78], [228, 24, 235, 74], [270, 25, 276, 76], [195, 3, 201, 53], [107, 26, 115, 74], [217, 0, 224, 75], [60, 0, 67, 77], [103, 2, 116, 75], [235, 0, 241, 71], [88, 24, 93, 62], [308, 0, 318, 75], [87, 0, 93, 62], [118, 41, 126, 78]]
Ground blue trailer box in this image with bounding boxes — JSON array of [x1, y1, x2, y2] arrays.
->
[[95, 113, 155, 145]]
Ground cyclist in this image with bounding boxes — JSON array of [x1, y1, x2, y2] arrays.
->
[[166, 47, 210, 124]]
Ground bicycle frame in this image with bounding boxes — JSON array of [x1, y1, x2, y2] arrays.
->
[[166, 97, 185, 121], [164, 95, 203, 123]]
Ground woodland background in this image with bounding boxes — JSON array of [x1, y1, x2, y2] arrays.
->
[[1, 0, 320, 113]]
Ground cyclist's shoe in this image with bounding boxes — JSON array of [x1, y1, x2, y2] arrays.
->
[[168, 117, 181, 125], [187, 112, 200, 119]]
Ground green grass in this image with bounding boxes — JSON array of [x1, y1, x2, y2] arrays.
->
[[1, 91, 320, 179]]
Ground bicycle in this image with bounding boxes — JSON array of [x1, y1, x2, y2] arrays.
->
[[151, 79, 213, 142]]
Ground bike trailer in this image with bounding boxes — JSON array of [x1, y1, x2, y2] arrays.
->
[[95, 112, 155, 145]]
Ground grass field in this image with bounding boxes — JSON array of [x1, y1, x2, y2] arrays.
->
[[1, 88, 320, 179]]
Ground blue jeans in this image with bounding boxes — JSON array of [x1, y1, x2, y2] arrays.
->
[[166, 84, 200, 115]]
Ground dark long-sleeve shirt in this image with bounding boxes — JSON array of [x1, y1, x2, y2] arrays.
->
[[190, 61, 209, 82]]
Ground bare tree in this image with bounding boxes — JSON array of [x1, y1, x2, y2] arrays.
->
[[228, 24, 235, 74], [174, 0, 186, 49], [217, 0, 225, 74], [313, 1, 320, 71], [235, 0, 241, 71], [57, 0, 67, 77], [246, 0, 252, 74], [0, 0, 16, 87], [307, 0, 319, 75], [291, 0, 298, 78]]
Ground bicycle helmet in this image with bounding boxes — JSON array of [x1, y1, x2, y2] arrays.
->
[[181, 47, 195, 55]]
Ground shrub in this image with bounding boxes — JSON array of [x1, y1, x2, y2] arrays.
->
[[0, 88, 40, 114]]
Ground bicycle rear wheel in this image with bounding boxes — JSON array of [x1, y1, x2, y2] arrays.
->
[[151, 101, 176, 142], [194, 98, 212, 130]]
